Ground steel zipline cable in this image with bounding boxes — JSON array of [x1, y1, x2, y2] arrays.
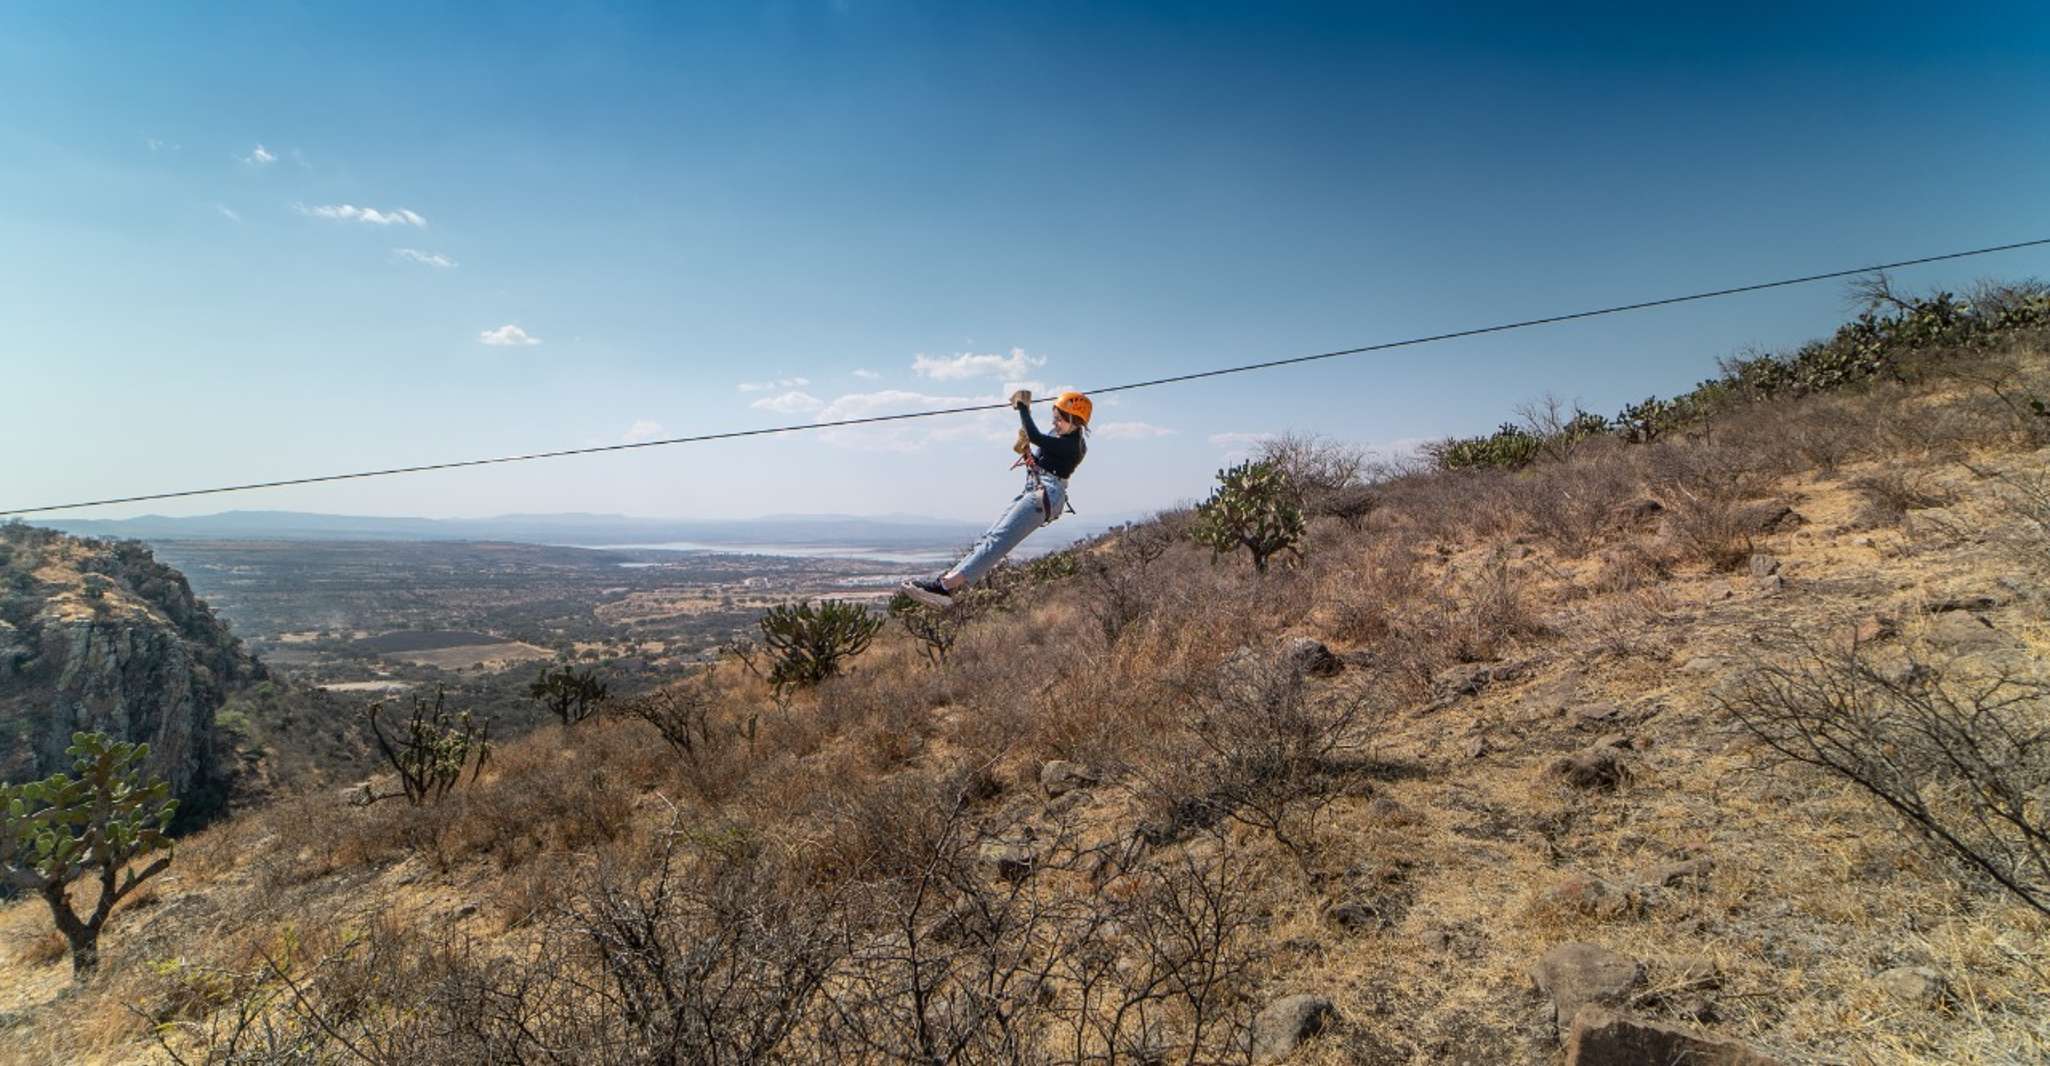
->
[[7, 235, 2049, 517]]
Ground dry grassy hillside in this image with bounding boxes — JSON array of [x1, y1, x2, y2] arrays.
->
[[4, 322, 2049, 1064]]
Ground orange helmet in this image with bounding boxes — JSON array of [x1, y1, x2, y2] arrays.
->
[[1052, 390, 1092, 426]]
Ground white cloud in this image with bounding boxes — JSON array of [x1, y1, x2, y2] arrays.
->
[[811, 389, 1013, 452], [243, 144, 276, 165], [393, 248, 457, 268], [749, 391, 825, 415], [1361, 437, 1434, 465], [852, 368, 881, 380], [623, 420, 666, 442], [738, 377, 809, 392], [911, 347, 1045, 381], [299, 203, 427, 227], [1209, 431, 1277, 460], [146, 138, 177, 153], [1094, 421, 1176, 440], [214, 204, 242, 223], [478, 324, 541, 347]]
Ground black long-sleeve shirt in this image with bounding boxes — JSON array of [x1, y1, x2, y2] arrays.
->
[[1020, 406, 1085, 478]]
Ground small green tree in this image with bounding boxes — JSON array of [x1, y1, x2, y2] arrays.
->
[[0, 731, 177, 977], [1190, 459, 1307, 574], [529, 664, 610, 726], [758, 599, 883, 689], [364, 688, 490, 805]]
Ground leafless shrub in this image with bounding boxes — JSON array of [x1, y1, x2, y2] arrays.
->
[[1964, 276, 2050, 315], [1042, 838, 1263, 1064], [1319, 538, 1430, 645], [618, 673, 743, 803], [815, 793, 1260, 1065], [1973, 466, 2050, 571], [1314, 537, 1455, 700], [1139, 654, 1370, 867], [1312, 484, 1378, 531], [1720, 637, 2050, 916], [1372, 465, 1520, 546], [1514, 393, 1606, 465], [558, 812, 848, 1064], [618, 673, 720, 761], [818, 800, 1074, 1064], [1643, 437, 1774, 502], [1657, 483, 1755, 571], [141, 914, 484, 1065], [1944, 350, 2050, 448], [1255, 431, 1366, 496], [337, 723, 648, 877], [1589, 540, 1674, 596], [851, 693, 936, 774], [1506, 447, 1640, 555], [893, 596, 979, 668], [1446, 550, 1553, 662], [1578, 590, 1675, 662], [1848, 470, 1955, 528], [1082, 551, 1158, 646], [142, 955, 301, 1064], [1779, 395, 1879, 475]]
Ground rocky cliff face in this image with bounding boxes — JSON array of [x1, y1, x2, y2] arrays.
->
[[0, 524, 263, 818]]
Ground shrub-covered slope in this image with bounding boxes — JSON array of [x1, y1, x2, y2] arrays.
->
[[3, 288, 2049, 1065]]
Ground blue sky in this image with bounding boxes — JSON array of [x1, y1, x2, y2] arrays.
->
[[5, 2, 2048, 522]]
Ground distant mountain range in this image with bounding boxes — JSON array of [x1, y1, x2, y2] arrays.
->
[[39, 510, 992, 548], [37, 509, 1146, 552]]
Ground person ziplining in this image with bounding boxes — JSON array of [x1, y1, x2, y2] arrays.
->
[[899, 389, 1092, 609]]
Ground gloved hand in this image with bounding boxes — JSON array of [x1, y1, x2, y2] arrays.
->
[[1009, 389, 1032, 410]]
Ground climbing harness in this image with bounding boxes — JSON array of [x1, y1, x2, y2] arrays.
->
[[1010, 452, 1076, 523]]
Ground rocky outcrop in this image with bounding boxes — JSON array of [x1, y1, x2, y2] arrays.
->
[[0, 526, 262, 818]]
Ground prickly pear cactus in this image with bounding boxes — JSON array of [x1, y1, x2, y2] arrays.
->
[[1190, 459, 1307, 573], [0, 731, 177, 975]]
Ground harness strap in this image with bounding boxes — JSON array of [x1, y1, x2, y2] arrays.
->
[[1010, 454, 1072, 522]]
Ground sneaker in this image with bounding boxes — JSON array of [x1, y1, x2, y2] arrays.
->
[[899, 576, 954, 609]]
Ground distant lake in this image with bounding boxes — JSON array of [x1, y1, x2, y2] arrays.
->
[[570, 541, 958, 565]]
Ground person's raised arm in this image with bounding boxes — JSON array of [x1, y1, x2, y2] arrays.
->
[[1015, 396, 1054, 446]]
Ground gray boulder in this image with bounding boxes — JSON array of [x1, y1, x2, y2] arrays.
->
[[1924, 612, 2020, 652], [1875, 965, 1948, 1008], [1641, 857, 1713, 889], [1039, 759, 1099, 799], [1531, 943, 1644, 1027], [1279, 636, 1343, 678], [1565, 1006, 1781, 1065], [1248, 993, 1336, 1063], [978, 841, 1037, 882], [1548, 747, 1628, 791]]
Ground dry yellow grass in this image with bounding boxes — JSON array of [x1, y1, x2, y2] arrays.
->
[[5, 352, 2050, 1064]]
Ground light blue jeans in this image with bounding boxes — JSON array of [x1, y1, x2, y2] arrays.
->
[[948, 472, 1067, 586]]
